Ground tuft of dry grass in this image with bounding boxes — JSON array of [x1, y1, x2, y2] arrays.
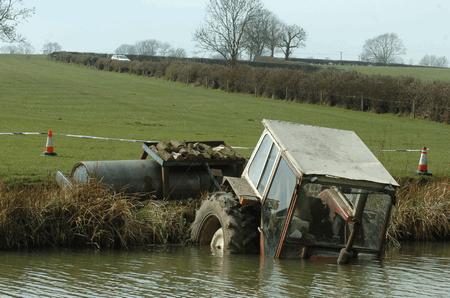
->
[[0, 181, 199, 250], [136, 199, 199, 245], [388, 178, 450, 242]]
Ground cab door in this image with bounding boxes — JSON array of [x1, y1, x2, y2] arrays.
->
[[261, 157, 297, 257]]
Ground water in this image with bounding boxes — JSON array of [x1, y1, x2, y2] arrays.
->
[[0, 243, 449, 297]]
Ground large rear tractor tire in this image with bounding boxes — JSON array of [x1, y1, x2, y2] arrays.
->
[[191, 192, 260, 254]]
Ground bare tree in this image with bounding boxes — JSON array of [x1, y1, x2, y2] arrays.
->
[[116, 40, 183, 57], [266, 13, 282, 57], [115, 44, 137, 55], [0, 0, 34, 42], [0, 39, 33, 53], [42, 42, 62, 54], [19, 39, 32, 53], [168, 47, 186, 58], [194, 0, 263, 64], [135, 39, 160, 56], [278, 24, 306, 60], [243, 8, 271, 61], [0, 43, 16, 53], [158, 42, 172, 56], [419, 55, 448, 67], [361, 33, 406, 64]]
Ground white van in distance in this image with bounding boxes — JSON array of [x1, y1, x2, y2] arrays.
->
[[111, 54, 131, 61]]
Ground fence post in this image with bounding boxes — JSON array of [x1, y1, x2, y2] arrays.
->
[[320, 90, 323, 104], [254, 86, 257, 97], [226, 80, 229, 92], [412, 98, 416, 119], [285, 87, 288, 100], [205, 76, 208, 88], [360, 95, 364, 111]]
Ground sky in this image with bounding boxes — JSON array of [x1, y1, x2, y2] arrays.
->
[[6, 0, 450, 63]]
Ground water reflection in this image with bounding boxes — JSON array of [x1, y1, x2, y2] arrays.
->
[[0, 243, 449, 297]]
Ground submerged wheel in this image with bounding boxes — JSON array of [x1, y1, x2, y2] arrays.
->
[[191, 192, 260, 254]]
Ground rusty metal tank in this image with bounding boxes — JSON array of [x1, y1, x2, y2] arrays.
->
[[70, 160, 214, 199]]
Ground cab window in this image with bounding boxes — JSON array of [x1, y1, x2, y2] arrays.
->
[[248, 134, 272, 191], [257, 144, 279, 194], [284, 183, 392, 253], [262, 158, 297, 257]]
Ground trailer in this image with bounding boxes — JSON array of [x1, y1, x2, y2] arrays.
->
[[56, 140, 245, 199]]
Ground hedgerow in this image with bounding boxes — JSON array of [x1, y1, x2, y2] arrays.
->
[[50, 52, 449, 123]]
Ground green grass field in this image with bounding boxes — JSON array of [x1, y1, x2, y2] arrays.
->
[[0, 55, 448, 182], [259, 57, 450, 81], [333, 64, 450, 82]]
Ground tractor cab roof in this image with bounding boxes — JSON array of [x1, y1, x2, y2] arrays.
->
[[262, 119, 399, 187]]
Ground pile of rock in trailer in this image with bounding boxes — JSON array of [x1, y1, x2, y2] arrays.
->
[[151, 141, 241, 161]]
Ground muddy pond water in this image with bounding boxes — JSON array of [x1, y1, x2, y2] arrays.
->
[[0, 243, 449, 297]]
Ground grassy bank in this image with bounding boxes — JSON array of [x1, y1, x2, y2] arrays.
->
[[256, 56, 450, 81], [0, 182, 198, 249], [0, 179, 447, 250], [0, 55, 448, 182], [333, 64, 450, 82]]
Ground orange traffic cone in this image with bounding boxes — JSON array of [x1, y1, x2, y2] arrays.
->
[[416, 147, 431, 176], [42, 129, 57, 156]]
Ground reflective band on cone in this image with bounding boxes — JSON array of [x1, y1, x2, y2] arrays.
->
[[416, 147, 431, 176], [42, 129, 57, 156]]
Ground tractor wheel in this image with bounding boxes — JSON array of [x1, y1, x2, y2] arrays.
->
[[191, 192, 260, 254]]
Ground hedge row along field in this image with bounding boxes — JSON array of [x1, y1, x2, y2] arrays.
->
[[50, 52, 449, 123]]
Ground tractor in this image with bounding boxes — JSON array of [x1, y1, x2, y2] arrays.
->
[[57, 119, 398, 264], [190, 120, 398, 264]]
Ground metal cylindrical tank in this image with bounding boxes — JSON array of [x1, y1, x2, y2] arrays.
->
[[164, 168, 212, 199], [72, 160, 162, 195], [71, 160, 212, 199]]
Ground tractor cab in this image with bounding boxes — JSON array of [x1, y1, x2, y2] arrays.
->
[[192, 119, 398, 264], [237, 120, 398, 263]]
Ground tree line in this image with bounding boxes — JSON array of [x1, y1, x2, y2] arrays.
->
[[114, 39, 186, 58], [419, 55, 448, 67], [194, 0, 306, 63], [0, 40, 62, 54], [360, 33, 448, 67], [1, 0, 448, 68], [193, 1, 448, 67]]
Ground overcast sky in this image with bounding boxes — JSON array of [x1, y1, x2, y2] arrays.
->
[[9, 0, 450, 63]]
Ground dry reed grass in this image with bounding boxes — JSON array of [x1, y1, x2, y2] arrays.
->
[[388, 178, 450, 242], [0, 181, 199, 250]]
